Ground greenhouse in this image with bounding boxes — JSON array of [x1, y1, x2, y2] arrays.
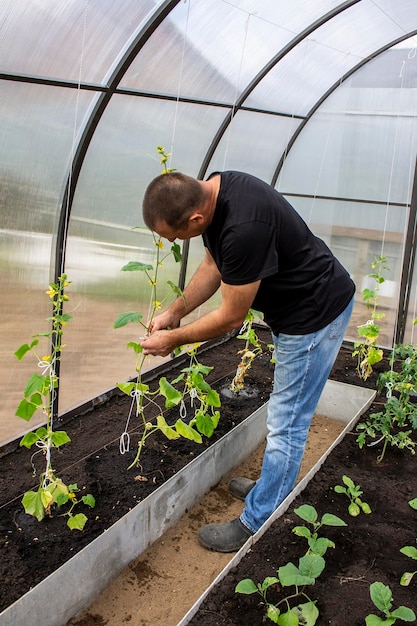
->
[[1, 1, 417, 625]]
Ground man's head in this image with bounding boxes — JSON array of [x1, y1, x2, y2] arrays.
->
[[142, 172, 205, 238]]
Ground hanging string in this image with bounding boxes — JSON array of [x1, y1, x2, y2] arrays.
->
[[382, 48, 411, 350], [47, 0, 89, 468], [305, 50, 351, 229], [222, 10, 253, 170], [169, 0, 191, 168]]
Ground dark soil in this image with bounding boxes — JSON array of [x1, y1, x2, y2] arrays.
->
[[186, 355, 417, 625], [0, 330, 276, 614], [1, 327, 415, 626]]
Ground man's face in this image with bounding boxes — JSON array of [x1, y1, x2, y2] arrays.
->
[[153, 217, 204, 242]]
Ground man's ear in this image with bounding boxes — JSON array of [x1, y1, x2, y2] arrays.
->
[[188, 211, 204, 225]]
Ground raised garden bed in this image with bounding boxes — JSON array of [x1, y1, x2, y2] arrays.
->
[[180, 388, 417, 625], [0, 329, 378, 626]]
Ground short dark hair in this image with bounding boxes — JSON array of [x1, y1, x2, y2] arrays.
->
[[142, 172, 204, 230]]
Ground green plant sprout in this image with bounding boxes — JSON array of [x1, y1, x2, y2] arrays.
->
[[356, 343, 417, 462], [365, 581, 416, 625], [235, 502, 348, 623], [114, 147, 221, 469], [333, 475, 372, 516], [14, 274, 95, 530], [353, 255, 389, 380], [235, 553, 325, 625], [292, 503, 347, 556], [400, 497, 417, 587], [230, 309, 263, 393]]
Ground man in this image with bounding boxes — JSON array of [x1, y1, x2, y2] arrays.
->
[[140, 170, 355, 552]]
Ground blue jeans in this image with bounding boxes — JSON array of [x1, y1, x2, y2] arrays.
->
[[240, 297, 354, 533]]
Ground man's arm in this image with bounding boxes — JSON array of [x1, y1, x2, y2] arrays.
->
[[141, 278, 260, 357], [149, 248, 221, 333]]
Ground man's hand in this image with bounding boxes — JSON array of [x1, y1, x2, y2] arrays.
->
[[149, 310, 180, 334], [140, 330, 177, 357]]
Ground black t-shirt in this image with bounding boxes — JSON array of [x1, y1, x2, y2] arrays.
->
[[202, 171, 355, 335]]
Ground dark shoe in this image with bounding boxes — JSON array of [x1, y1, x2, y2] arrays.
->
[[198, 517, 253, 552], [229, 476, 256, 501]]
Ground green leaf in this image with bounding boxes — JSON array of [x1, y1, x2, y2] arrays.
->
[[195, 411, 215, 438], [390, 607, 416, 622], [171, 242, 182, 263], [298, 553, 325, 579], [277, 609, 298, 625], [175, 419, 202, 443], [157, 415, 180, 440], [308, 537, 335, 556], [292, 601, 319, 626], [114, 311, 144, 329], [400, 546, 417, 560], [22, 490, 45, 521], [14, 340, 39, 360], [260, 576, 280, 591], [159, 377, 182, 408], [294, 504, 318, 524], [127, 341, 143, 354], [266, 603, 281, 624], [292, 525, 311, 539], [117, 382, 137, 396], [321, 513, 347, 526], [54, 313, 72, 324], [167, 280, 184, 301], [19, 431, 40, 448], [24, 373, 47, 397], [205, 389, 221, 407], [369, 582, 393, 613], [121, 261, 153, 272], [81, 494, 96, 508], [235, 579, 258, 594], [15, 394, 42, 421], [400, 571, 416, 586], [408, 498, 417, 510], [50, 430, 71, 447], [67, 513, 88, 531], [278, 562, 314, 587], [348, 502, 361, 517]]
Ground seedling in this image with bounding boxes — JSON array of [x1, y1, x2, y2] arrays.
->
[[235, 553, 325, 625], [352, 255, 388, 380], [292, 503, 347, 556], [230, 309, 263, 393], [334, 475, 372, 516], [400, 497, 417, 587], [15, 274, 95, 530], [357, 342, 417, 462], [365, 581, 416, 625], [115, 147, 221, 468]]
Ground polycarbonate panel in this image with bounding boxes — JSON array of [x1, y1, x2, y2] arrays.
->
[[0, 0, 162, 83], [278, 108, 417, 205], [404, 260, 417, 344], [246, 0, 417, 116], [285, 195, 407, 347], [121, 0, 345, 102], [206, 110, 302, 181], [0, 80, 94, 443], [58, 95, 227, 413]]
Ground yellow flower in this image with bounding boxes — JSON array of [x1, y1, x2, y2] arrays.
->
[[155, 239, 164, 249], [46, 287, 56, 298], [42, 355, 51, 361], [149, 279, 157, 287], [153, 300, 162, 309]]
